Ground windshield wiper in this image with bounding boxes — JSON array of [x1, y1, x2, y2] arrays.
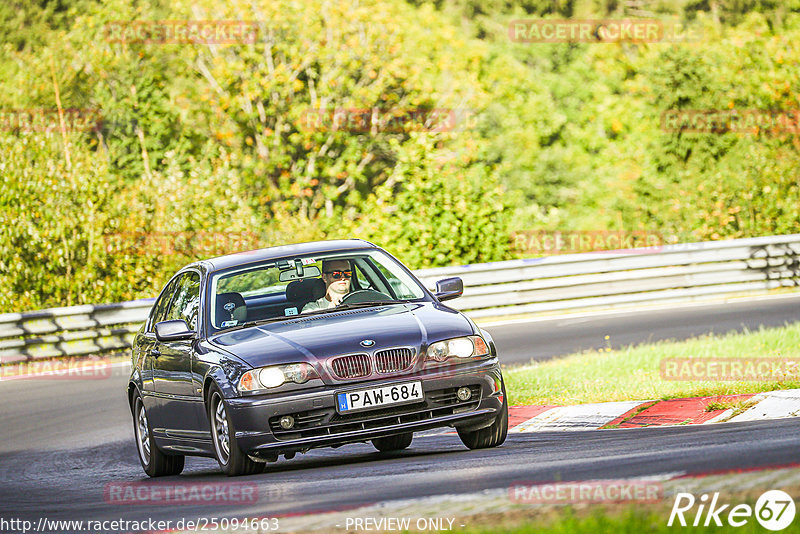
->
[[333, 300, 408, 311], [215, 300, 409, 333], [214, 315, 294, 334]]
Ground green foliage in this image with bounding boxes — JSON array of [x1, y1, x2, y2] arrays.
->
[[0, 0, 512, 311], [456, 3, 800, 241], [2, 0, 800, 312], [333, 135, 514, 267], [0, 130, 114, 309], [620, 20, 800, 240]]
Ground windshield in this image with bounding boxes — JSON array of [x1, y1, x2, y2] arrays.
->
[[207, 249, 427, 333]]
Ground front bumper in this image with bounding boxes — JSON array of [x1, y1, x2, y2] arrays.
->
[[227, 359, 504, 454]]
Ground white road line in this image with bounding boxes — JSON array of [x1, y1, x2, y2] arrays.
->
[[702, 408, 734, 424], [0, 360, 131, 383], [727, 389, 800, 422], [510, 401, 648, 432], [778, 468, 800, 487]]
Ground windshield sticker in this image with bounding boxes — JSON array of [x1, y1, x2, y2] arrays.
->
[[284, 307, 298, 316], [221, 320, 238, 328], [301, 258, 316, 265]]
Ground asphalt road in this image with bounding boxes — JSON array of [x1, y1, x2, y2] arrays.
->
[[486, 294, 800, 364], [1, 369, 799, 530], [2, 295, 800, 531]]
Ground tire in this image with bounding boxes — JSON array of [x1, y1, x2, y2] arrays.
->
[[457, 386, 508, 450], [372, 432, 413, 452], [208, 385, 264, 476], [132, 392, 185, 477]]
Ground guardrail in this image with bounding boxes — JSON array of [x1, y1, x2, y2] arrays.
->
[[415, 234, 800, 318], [0, 300, 154, 364], [1, 234, 798, 364]]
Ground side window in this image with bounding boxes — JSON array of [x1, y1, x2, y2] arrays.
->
[[164, 272, 201, 331], [148, 278, 179, 332]]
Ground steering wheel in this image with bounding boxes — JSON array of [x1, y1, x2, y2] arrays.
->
[[338, 289, 394, 305]]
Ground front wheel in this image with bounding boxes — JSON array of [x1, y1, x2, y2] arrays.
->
[[372, 432, 413, 452], [457, 387, 508, 450], [132, 391, 184, 477], [208, 386, 264, 476]]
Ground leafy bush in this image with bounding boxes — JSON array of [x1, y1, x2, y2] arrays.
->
[[2, 0, 800, 312]]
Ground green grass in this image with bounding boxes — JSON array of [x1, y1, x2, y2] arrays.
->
[[503, 322, 800, 406], [704, 398, 759, 416], [601, 401, 657, 429], [457, 504, 800, 534], [704, 399, 743, 411]]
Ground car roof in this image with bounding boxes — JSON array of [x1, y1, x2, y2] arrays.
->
[[198, 239, 378, 272]]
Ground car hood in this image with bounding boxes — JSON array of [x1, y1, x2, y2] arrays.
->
[[207, 302, 474, 370]]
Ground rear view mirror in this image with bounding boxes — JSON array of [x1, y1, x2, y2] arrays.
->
[[155, 320, 194, 342], [279, 265, 321, 281], [434, 277, 463, 301]]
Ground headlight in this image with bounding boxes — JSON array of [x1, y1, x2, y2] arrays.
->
[[259, 367, 286, 388], [425, 335, 490, 363], [238, 362, 319, 392]]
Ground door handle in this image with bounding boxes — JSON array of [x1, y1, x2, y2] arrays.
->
[[151, 348, 161, 358]]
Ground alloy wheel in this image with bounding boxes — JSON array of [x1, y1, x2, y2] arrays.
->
[[211, 393, 231, 464], [135, 401, 151, 465]]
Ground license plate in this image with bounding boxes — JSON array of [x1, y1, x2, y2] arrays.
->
[[336, 381, 423, 413]]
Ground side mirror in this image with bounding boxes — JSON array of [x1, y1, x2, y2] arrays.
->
[[434, 277, 463, 301], [155, 319, 194, 342]]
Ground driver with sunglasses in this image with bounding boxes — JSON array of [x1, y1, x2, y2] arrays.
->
[[301, 259, 353, 312]]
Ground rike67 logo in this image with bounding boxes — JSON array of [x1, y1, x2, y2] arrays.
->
[[668, 491, 796, 531]]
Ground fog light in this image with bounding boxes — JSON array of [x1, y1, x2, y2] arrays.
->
[[456, 387, 472, 401], [279, 415, 295, 429]]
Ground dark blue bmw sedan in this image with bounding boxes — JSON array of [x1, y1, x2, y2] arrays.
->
[[128, 239, 507, 476]]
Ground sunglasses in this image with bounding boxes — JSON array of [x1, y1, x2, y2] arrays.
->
[[324, 270, 352, 280]]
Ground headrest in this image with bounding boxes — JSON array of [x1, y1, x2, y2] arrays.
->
[[286, 278, 326, 302], [215, 292, 247, 325]]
